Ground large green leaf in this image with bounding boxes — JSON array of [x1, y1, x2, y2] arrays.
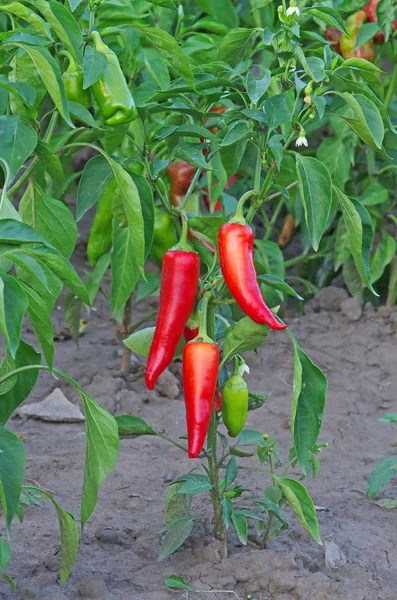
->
[[367, 457, 397, 499], [274, 477, 321, 544], [334, 186, 375, 292], [218, 28, 257, 67], [23, 485, 79, 584], [304, 5, 347, 34], [123, 326, 185, 359], [139, 27, 194, 86], [34, 0, 83, 62], [0, 426, 25, 533], [288, 332, 327, 474], [223, 317, 270, 363], [334, 92, 384, 151], [76, 155, 113, 221], [80, 391, 119, 527], [0, 219, 56, 249], [0, 274, 27, 358], [0, 116, 37, 180], [20, 282, 54, 368], [110, 221, 140, 318], [19, 182, 77, 259], [158, 517, 194, 561], [116, 415, 157, 436], [0, 340, 41, 425], [316, 138, 352, 190], [370, 234, 397, 284], [295, 154, 332, 252]]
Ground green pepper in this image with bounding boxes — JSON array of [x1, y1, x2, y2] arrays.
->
[[340, 11, 375, 61], [90, 31, 137, 126], [87, 178, 117, 267], [150, 209, 178, 266], [222, 359, 248, 438], [61, 51, 90, 109]]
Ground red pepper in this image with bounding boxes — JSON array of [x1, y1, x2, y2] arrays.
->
[[218, 222, 287, 330], [326, 27, 341, 53], [340, 11, 375, 60], [145, 218, 200, 391], [183, 340, 220, 458], [364, 0, 397, 42], [167, 162, 197, 208]]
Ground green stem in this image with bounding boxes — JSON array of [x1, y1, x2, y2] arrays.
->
[[207, 408, 225, 543], [264, 196, 284, 241], [284, 252, 327, 268], [157, 434, 190, 454], [254, 141, 262, 192], [246, 166, 276, 224], [234, 189, 259, 222], [385, 62, 397, 108], [172, 209, 190, 250], [215, 313, 230, 329], [181, 167, 201, 210], [198, 292, 212, 341]]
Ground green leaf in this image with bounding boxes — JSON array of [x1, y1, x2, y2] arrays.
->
[[109, 159, 145, 278], [164, 575, 193, 591], [188, 216, 227, 245], [195, 0, 238, 28], [35, 141, 64, 188], [361, 181, 388, 206], [115, 414, 157, 436], [258, 275, 303, 300], [229, 447, 254, 457], [6, 44, 72, 126], [0, 116, 37, 180], [334, 219, 351, 269], [295, 154, 332, 251], [19, 182, 77, 259], [246, 71, 271, 105], [231, 511, 247, 545], [34, 0, 83, 62], [367, 457, 397, 499], [178, 478, 213, 495], [164, 482, 191, 524], [379, 413, 397, 423], [20, 282, 54, 369], [218, 28, 257, 67], [371, 234, 397, 284], [139, 27, 194, 86], [0, 274, 27, 358], [223, 317, 270, 363], [83, 44, 107, 89], [237, 429, 265, 446], [23, 485, 79, 584], [158, 517, 194, 561], [0, 426, 25, 533], [0, 3, 50, 38], [0, 75, 36, 107], [316, 137, 352, 191], [0, 539, 11, 570], [129, 171, 155, 261], [334, 186, 375, 293], [248, 391, 270, 411], [334, 92, 384, 151], [76, 155, 113, 221], [110, 221, 140, 319], [80, 391, 119, 527], [0, 219, 56, 249], [274, 476, 322, 544], [264, 94, 292, 130], [375, 498, 397, 509], [0, 340, 41, 425], [220, 121, 252, 147], [304, 6, 347, 34], [175, 142, 210, 170], [123, 326, 185, 359], [295, 48, 325, 83], [288, 332, 327, 474], [377, 0, 394, 42], [68, 101, 98, 128], [353, 23, 381, 50], [225, 457, 238, 487]]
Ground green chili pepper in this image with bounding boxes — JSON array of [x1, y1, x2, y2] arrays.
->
[[222, 358, 248, 438], [61, 50, 90, 109], [90, 31, 137, 126], [87, 178, 117, 267], [150, 209, 178, 266]]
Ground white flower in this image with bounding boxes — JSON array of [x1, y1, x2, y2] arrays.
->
[[238, 363, 250, 377], [286, 2, 300, 17], [296, 135, 308, 147]]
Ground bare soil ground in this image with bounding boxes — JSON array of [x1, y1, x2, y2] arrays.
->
[[3, 237, 397, 600]]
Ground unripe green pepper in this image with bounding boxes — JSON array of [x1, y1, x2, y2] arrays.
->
[[87, 178, 117, 267], [150, 209, 178, 266], [222, 360, 248, 438], [90, 31, 137, 125], [61, 50, 90, 109], [340, 11, 375, 61]]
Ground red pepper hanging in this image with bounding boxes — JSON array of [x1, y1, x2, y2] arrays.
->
[[183, 294, 219, 458], [145, 214, 200, 390], [218, 195, 287, 331]]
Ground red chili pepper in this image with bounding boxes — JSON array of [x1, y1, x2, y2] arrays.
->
[[167, 162, 196, 208], [183, 340, 220, 458], [326, 27, 341, 53], [145, 218, 200, 390], [364, 0, 397, 42], [218, 222, 287, 330]]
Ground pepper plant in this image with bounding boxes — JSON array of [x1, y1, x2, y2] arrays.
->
[[0, 0, 396, 585]]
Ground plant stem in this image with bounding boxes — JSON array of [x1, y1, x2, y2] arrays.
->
[[246, 166, 276, 224], [385, 62, 397, 108], [260, 515, 273, 549], [207, 409, 225, 543], [181, 167, 201, 210], [120, 296, 132, 374], [264, 195, 284, 241], [128, 310, 157, 333]]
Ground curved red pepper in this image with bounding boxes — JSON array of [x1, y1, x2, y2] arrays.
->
[[183, 341, 220, 458], [218, 222, 287, 330], [145, 249, 200, 390]]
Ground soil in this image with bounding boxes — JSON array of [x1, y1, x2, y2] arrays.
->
[[3, 233, 397, 600]]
